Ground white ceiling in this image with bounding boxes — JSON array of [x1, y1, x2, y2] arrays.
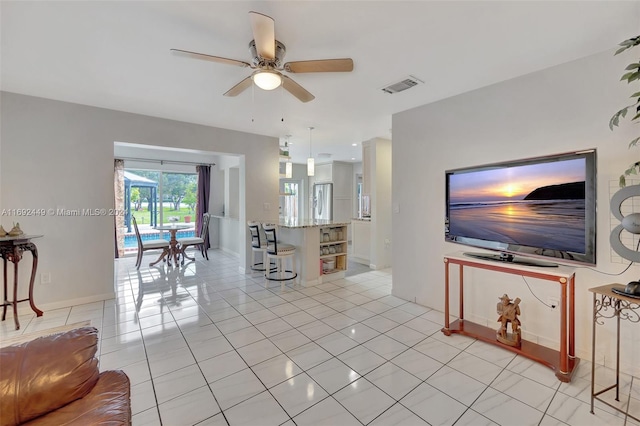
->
[[2, 1, 639, 164]]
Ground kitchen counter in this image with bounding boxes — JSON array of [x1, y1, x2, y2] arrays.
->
[[351, 217, 371, 222], [278, 218, 351, 229], [275, 220, 349, 286]]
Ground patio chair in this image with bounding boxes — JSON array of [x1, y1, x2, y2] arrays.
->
[[132, 216, 170, 270], [177, 213, 210, 264]]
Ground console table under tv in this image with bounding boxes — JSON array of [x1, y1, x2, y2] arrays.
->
[[442, 252, 578, 383]]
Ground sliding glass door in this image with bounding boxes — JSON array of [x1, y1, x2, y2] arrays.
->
[[123, 169, 197, 253]]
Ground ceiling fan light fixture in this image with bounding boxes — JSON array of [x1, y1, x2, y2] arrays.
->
[[252, 70, 282, 90], [173, 12, 353, 102]]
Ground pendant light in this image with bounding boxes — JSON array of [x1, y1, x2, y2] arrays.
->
[[307, 127, 315, 176], [284, 135, 292, 178]]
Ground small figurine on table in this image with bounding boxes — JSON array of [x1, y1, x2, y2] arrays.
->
[[8, 222, 24, 236], [496, 294, 521, 347]]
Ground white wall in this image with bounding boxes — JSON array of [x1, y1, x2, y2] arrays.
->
[[392, 49, 639, 372], [217, 166, 240, 255], [291, 163, 309, 221], [332, 161, 354, 224], [362, 138, 392, 269], [350, 162, 363, 242], [0, 92, 279, 309], [217, 217, 240, 256], [367, 138, 392, 270]]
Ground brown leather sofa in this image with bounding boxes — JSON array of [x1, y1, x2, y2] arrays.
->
[[0, 327, 131, 425]]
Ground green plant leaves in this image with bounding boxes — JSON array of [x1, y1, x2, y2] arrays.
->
[[621, 37, 640, 46], [612, 35, 640, 187], [625, 162, 640, 175], [615, 36, 640, 55], [610, 107, 629, 129], [620, 162, 640, 187], [621, 71, 640, 83]]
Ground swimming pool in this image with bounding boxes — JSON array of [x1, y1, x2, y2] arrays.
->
[[124, 230, 195, 248]]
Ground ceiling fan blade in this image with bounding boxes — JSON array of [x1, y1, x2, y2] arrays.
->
[[249, 11, 275, 60], [224, 77, 253, 97], [284, 58, 354, 73], [171, 49, 251, 68], [281, 75, 315, 103]]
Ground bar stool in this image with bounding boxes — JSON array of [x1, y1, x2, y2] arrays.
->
[[248, 221, 268, 272], [262, 223, 298, 290]]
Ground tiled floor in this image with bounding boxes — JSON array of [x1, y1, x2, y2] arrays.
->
[[345, 259, 371, 277], [2, 249, 639, 426]]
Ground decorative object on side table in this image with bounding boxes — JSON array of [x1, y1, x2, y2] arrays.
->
[[0, 226, 6, 237], [8, 222, 24, 236], [496, 294, 521, 347]]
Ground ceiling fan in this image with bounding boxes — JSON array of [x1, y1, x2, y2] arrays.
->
[[171, 11, 354, 103]]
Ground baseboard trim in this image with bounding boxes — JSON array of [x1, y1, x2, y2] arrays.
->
[[37, 293, 116, 312], [220, 247, 239, 257], [350, 256, 370, 266]]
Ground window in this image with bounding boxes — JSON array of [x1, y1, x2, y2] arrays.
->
[[280, 181, 299, 219]]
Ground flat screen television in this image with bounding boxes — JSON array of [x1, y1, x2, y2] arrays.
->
[[445, 150, 597, 267]]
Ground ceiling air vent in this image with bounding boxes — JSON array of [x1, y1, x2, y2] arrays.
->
[[381, 75, 424, 94]]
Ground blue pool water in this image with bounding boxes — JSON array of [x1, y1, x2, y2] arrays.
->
[[124, 230, 195, 248]]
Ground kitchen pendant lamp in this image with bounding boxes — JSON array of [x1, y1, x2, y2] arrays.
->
[[283, 134, 292, 178], [285, 161, 292, 179], [307, 127, 315, 176]]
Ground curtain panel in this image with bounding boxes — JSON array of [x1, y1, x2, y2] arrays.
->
[[114, 159, 125, 258], [196, 165, 211, 249]]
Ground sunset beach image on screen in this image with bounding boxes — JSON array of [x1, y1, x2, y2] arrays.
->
[[448, 158, 586, 254]]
